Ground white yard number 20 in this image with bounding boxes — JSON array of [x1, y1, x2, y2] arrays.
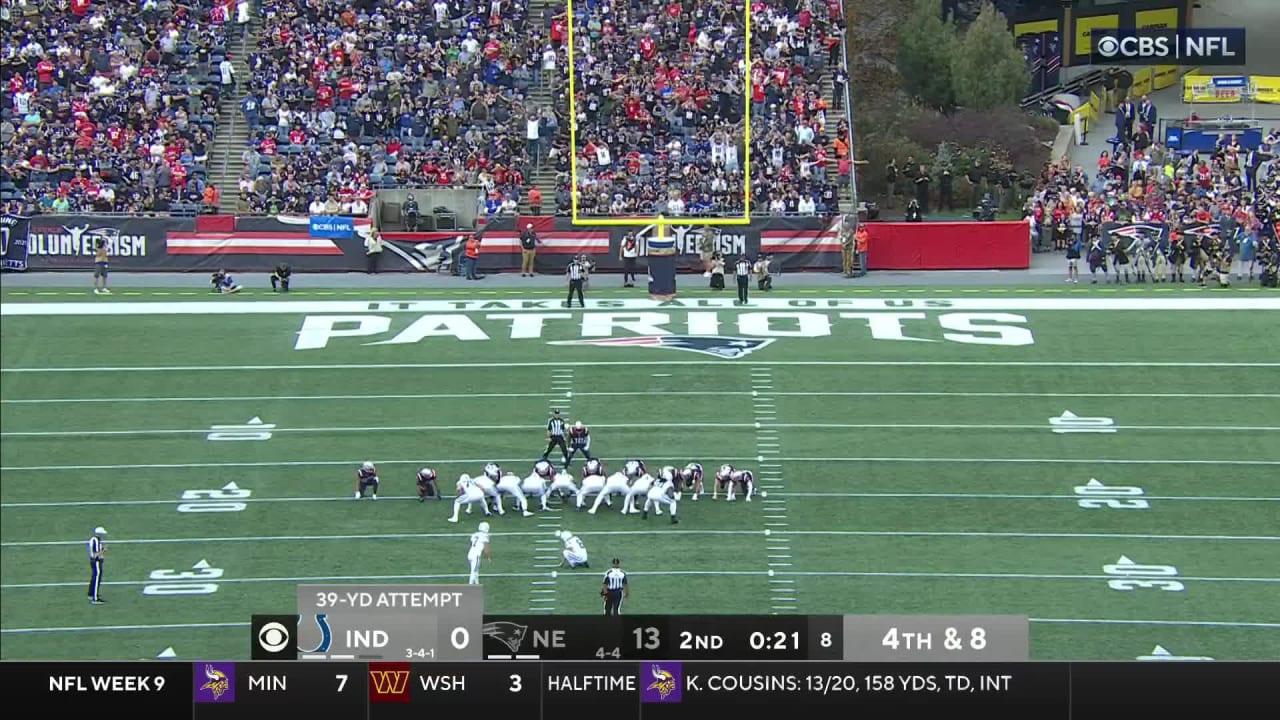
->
[[1103, 556, 1184, 592]]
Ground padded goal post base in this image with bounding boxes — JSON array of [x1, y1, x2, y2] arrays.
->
[[647, 254, 676, 299]]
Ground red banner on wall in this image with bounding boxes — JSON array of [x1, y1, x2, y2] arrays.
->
[[864, 221, 1030, 270]]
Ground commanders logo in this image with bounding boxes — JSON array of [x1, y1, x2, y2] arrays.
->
[[550, 336, 773, 359], [368, 662, 411, 703]]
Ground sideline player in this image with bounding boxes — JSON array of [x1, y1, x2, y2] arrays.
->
[[448, 474, 490, 522], [467, 522, 491, 585], [354, 461, 379, 499], [557, 530, 589, 568], [417, 467, 441, 502]]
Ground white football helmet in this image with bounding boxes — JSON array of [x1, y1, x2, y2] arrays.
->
[[478, 521, 491, 533], [574, 420, 583, 430], [535, 460, 553, 477], [484, 463, 501, 481], [362, 461, 375, 471]]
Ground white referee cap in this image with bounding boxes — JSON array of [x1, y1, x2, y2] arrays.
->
[[93, 526, 108, 535]]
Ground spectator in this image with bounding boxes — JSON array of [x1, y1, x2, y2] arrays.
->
[[1, 0, 232, 214]]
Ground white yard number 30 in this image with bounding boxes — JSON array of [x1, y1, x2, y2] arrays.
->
[[1103, 556, 1184, 592], [142, 560, 225, 596]]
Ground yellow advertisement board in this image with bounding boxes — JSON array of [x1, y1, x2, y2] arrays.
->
[[1135, 7, 1179, 31], [1152, 65, 1181, 90], [1254, 76, 1280, 104], [1182, 75, 1244, 103], [1131, 68, 1155, 97], [1075, 14, 1119, 57], [1014, 19, 1059, 38]]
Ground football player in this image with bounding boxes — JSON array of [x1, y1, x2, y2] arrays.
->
[[681, 463, 705, 501], [354, 461, 379, 500], [623, 459, 646, 480], [467, 521, 491, 585], [478, 464, 504, 513], [548, 465, 579, 501], [497, 470, 534, 516], [588, 469, 632, 514], [621, 472, 655, 515], [448, 474, 490, 523], [712, 464, 734, 500], [581, 458, 605, 481], [642, 472, 679, 524], [565, 421, 594, 468], [416, 467, 441, 502], [576, 470, 607, 510], [556, 530, 589, 568], [521, 466, 552, 512], [727, 468, 755, 502]]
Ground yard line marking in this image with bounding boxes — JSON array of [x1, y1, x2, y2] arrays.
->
[[8, 389, 1274, 405], [9, 420, 1278, 439], [7, 614, 1273, 636], [5, 455, 1277, 472], [5, 528, 1274, 548], [6, 360, 1278, 373]]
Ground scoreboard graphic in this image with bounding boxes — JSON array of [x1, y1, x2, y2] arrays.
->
[[8, 585, 1274, 718]]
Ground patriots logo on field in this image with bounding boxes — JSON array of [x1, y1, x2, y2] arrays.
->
[[549, 336, 775, 359]]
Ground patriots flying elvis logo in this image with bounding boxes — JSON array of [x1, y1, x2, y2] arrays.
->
[[1110, 224, 1164, 243], [549, 336, 774, 359], [483, 621, 530, 653]]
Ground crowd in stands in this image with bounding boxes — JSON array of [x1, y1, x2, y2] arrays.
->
[[565, 0, 850, 218], [236, 0, 550, 217], [1, 0, 246, 216], [1027, 96, 1277, 286]]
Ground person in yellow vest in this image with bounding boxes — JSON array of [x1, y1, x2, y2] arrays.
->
[[364, 229, 383, 274]]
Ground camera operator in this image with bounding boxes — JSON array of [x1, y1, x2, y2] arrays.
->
[[973, 192, 998, 222], [211, 269, 241, 294], [270, 263, 291, 292], [753, 254, 774, 292], [709, 252, 725, 289]]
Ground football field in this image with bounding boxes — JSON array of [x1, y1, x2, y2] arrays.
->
[[1, 285, 1278, 662]]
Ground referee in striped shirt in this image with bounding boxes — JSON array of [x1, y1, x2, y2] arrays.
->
[[565, 257, 586, 308], [87, 526, 107, 604], [601, 558, 628, 615], [734, 255, 752, 305], [541, 409, 569, 466]]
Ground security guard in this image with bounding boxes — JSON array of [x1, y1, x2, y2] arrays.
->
[[734, 255, 751, 305], [541, 409, 569, 466], [87, 526, 107, 604], [601, 558, 628, 616], [565, 256, 586, 308]]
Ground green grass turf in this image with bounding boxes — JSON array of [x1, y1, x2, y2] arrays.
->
[[1, 292, 1277, 662]]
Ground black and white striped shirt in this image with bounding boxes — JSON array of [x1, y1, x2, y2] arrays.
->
[[604, 568, 627, 591], [547, 416, 567, 438], [87, 536, 103, 562], [735, 259, 750, 277], [566, 261, 584, 281]]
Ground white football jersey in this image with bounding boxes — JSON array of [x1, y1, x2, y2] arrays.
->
[[469, 532, 489, 555], [563, 535, 585, 554]]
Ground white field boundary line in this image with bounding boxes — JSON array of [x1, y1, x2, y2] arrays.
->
[[5, 568, 1279, 592], [5, 360, 1280, 373], [5, 615, 1278, 635], [6, 529, 1277, 548], [6, 455, 1278, 472], [7, 421, 1278, 439], [5, 609, 1274, 632], [4, 297, 1279, 316], [7, 390, 1278, 405], [7, 490, 1276, 510]]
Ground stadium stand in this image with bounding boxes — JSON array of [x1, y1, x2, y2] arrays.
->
[[1, 0, 248, 215], [564, 0, 852, 218], [237, 0, 546, 216]]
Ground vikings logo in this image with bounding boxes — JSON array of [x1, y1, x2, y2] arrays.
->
[[201, 665, 229, 700], [647, 665, 676, 700]]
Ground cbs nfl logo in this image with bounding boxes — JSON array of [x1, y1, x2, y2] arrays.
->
[[1091, 29, 1245, 66]]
